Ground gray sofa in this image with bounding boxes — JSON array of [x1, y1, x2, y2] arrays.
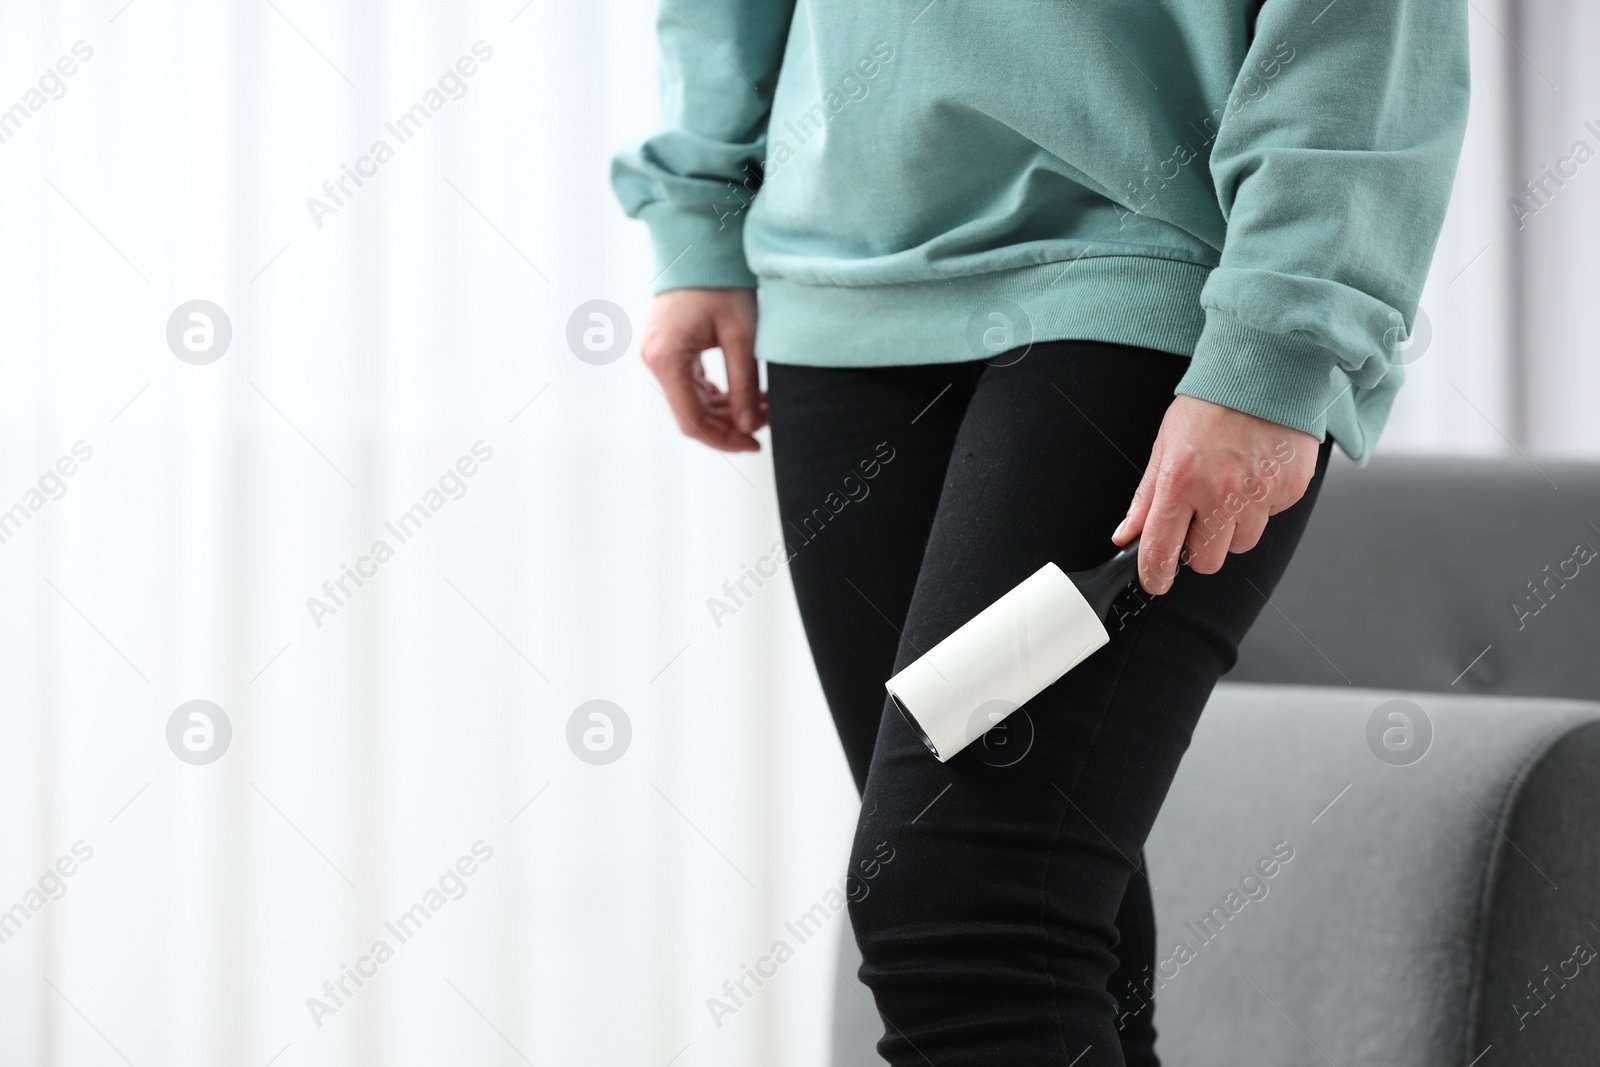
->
[[832, 453, 1600, 1065]]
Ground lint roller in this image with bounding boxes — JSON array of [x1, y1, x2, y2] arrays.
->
[[885, 538, 1143, 761]]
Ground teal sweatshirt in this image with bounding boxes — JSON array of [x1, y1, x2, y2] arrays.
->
[[611, 1, 1470, 462]]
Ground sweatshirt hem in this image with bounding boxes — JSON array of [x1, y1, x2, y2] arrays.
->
[[754, 254, 1381, 463], [754, 255, 1212, 367]]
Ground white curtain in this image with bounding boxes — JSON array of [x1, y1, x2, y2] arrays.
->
[[1382, 0, 1600, 455], [0, 2, 1592, 1066]]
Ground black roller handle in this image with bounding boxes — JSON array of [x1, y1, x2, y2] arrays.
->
[[1069, 536, 1144, 622]]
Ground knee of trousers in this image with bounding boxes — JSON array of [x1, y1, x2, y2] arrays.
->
[[842, 822, 1123, 1004]]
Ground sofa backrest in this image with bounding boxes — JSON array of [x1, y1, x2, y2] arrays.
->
[[1227, 454, 1600, 701], [1146, 684, 1600, 1067]]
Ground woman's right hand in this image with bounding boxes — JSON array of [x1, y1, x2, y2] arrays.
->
[[639, 287, 765, 453]]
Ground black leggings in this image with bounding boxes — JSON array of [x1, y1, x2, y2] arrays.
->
[[767, 341, 1333, 1066]]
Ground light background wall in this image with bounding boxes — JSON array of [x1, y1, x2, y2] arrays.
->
[[0, 2, 1592, 1066]]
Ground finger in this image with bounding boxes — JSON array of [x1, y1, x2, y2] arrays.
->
[[1265, 475, 1310, 516], [706, 385, 765, 408], [706, 391, 763, 418], [1137, 478, 1191, 595], [1229, 505, 1270, 554], [704, 392, 766, 433], [652, 349, 759, 452], [686, 348, 763, 451], [1264, 439, 1317, 515], [1182, 507, 1233, 575], [1114, 438, 1164, 545], [718, 313, 763, 434]]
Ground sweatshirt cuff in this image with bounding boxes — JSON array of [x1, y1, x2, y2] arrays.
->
[[639, 200, 759, 293], [1175, 307, 1344, 440]]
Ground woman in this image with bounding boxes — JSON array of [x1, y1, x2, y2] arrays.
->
[[613, 2, 1469, 1062]]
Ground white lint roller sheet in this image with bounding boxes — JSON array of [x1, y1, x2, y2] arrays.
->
[[884, 562, 1111, 762]]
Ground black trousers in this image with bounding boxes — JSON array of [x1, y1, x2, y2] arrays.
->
[[767, 341, 1333, 1066]]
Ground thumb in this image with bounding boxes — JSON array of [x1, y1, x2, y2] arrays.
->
[[718, 308, 761, 434]]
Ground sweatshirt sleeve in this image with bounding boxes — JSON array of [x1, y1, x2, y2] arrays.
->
[[610, 0, 796, 292], [1175, 0, 1470, 439]]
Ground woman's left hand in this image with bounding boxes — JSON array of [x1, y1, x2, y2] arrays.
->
[[1111, 395, 1320, 595]]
